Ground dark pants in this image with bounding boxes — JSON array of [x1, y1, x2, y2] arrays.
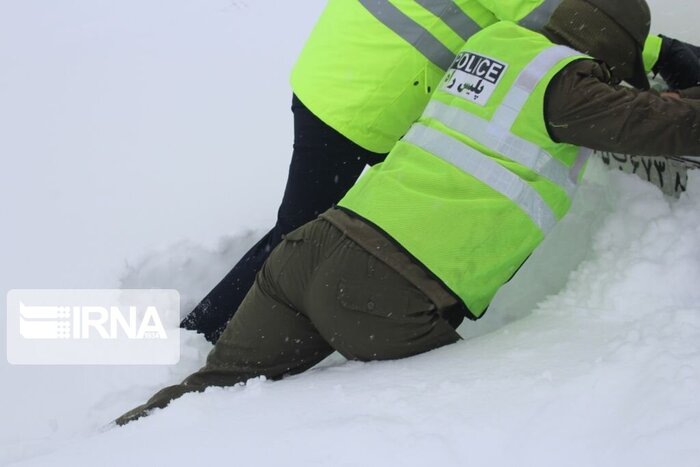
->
[[181, 95, 385, 343], [116, 218, 461, 425]]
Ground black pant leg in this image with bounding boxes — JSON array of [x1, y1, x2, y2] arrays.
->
[[180, 95, 385, 342]]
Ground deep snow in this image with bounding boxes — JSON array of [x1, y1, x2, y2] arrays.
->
[[2, 1, 700, 466]]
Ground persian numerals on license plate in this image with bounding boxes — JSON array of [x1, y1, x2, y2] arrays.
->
[[440, 51, 508, 106], [596, 151, 699, 197]]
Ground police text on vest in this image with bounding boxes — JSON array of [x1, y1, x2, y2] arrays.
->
[[440, 52, 508, 106]]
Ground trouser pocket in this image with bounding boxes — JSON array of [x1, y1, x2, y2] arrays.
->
[[335, 249, 437, 324]]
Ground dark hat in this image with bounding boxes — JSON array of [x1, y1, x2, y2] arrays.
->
[[583, 0, 651, 89], [543, 0, 652, 89]]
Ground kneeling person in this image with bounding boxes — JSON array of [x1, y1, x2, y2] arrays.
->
[[117, 0, 700, 425]]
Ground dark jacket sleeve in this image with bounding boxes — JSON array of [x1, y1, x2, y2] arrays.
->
[[545, 59, 700, 157]]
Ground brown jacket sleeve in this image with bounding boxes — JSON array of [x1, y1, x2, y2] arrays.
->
[[545, 59, 700, 157], [679, 86, 700, 100]]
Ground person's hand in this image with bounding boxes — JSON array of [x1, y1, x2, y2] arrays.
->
[[679, 86, 700, 100], [656, 35, 700, 90], [662, 87, 700, 100]]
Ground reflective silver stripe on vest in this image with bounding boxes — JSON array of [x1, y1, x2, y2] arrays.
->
[[415, 0, 482, 41], [404, 123, 558, 233], [570, 146, 593, 182], [359, 0, 480, 70], [519, 0, 564, 31], [492, 45, 580, 130], [423, 100, 576, 196]]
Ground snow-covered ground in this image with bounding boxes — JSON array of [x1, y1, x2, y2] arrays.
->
[[1, 1, 699, 465]]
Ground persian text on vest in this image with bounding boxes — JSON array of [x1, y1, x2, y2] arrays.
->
[[441, 51, 508, 106]]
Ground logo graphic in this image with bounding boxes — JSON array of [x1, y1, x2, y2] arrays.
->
[[19, 304, 73, 339], [7, 290, 180, 365], [19, 303, 167, 340]]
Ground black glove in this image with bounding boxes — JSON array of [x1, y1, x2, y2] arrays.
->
[[655, 35, 700, 90]]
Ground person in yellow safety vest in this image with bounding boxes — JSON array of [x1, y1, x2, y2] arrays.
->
[[180, 0, 700, 343], [118, 0, 700, 425]]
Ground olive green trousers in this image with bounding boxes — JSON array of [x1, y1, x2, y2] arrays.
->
[[116, 218, 461, 425]]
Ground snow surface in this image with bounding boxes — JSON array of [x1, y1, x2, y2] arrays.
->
[[2, 0, 700, 466]]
